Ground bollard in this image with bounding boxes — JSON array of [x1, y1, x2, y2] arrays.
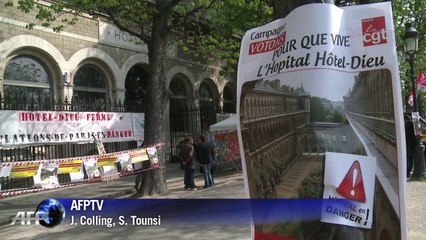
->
[[411, 143, 426, 179]]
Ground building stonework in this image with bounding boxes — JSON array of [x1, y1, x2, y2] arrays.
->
[[0, 1, 236, 162], [0, 1, 236, 102], [240, 79, 310, 198]]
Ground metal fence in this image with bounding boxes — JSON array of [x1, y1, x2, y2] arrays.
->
[[0, 93, 139, 190], [169, 107, 220, 163]]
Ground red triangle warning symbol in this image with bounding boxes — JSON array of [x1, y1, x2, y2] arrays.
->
[[336, 161, 366, 203]]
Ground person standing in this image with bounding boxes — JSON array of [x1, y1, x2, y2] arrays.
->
[[179, 137, 197, 190], [197, 134, 215, 188], [405, 114, 416, 178]]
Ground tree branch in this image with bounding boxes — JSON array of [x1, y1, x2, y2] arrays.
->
[[102, 9, 151, 44]]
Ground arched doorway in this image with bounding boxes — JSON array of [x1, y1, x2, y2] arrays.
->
[[168, 76, 193, 162], [124, 65, 148, 112], [198, 81, 218, 133], [170, 77, 190, 112], [223, 84, 236, 113]]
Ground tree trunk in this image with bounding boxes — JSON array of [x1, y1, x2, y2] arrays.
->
[[137, 1, 173, 197]]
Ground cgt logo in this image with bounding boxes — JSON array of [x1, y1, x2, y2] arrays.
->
[[362, 16, 387, 46]]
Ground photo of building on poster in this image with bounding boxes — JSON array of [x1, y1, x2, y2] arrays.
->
[[236, 3, 405, 240], [239, 69, 399, 239]]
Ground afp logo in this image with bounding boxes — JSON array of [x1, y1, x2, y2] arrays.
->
[[362, 16, 387, 46], [11, 199, 65, 228]]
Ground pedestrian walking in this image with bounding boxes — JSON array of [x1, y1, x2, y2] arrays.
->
[[405, 114, 416, 178], [179, 137, 197, 190], [197, 134, 215, 188]]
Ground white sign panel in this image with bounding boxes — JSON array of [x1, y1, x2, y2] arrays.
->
[[99, 21, 148, 52], [0, 166, 12, 178], [39, 162, 60, 189], [83, 157, 100, 179], [321, 152, 376, 228], [237, 2, 405, 239], [0, 110, 144, 147]]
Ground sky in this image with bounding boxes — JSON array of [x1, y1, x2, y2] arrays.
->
[[274, 70, 358, 102]]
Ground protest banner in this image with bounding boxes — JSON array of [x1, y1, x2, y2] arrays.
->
[[10, 163, 41, 178], [131, 148, 150, 171], [416, 71, 426, 92], [97, 154, 117, 167], [0, 111, 144, 147], [237, 2, 405, 239], [58, 159, 83, 174]]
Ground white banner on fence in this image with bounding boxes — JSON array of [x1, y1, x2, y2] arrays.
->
[[0, 110, 144, 147]]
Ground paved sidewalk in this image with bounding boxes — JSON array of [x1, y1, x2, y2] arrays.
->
[[406, 180, 426, 240], [0, 162, 250, 240], [0, 162, 244, 226]]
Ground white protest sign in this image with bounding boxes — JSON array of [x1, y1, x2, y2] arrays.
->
[[83, 157, 101, 179], [0, 166, 11, 178], [321, 152, 376, 228], [237, 2, 405, 239], [39, 162, 60, 189], [118, 153, 133, 172]]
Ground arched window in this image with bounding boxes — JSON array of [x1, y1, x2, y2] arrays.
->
[[73, 64, 107, 105], [3, 55, 51, 108]]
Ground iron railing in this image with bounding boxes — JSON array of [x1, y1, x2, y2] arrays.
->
[[169, 107, 224, 163], [0, 93, 140, 190]]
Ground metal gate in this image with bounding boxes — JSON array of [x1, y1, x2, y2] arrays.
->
[[0, 94, 139, 190], [169, 107, 218, 162]]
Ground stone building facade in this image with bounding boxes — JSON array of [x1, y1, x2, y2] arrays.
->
[[343, 69, 400, 240], [0, 0, 236, 161], [239, 79, 310, 198], [343, 69, 396, 167]]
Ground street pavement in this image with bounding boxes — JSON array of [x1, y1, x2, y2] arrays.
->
[[406, 180, 426, 240], [0, 162, 425, 240], [0, 162, 251, 240]]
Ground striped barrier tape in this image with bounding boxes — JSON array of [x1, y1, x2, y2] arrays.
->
[[0, 142, 164, 167], [0, 181, 87, 197], [0, 166, 166, 198]]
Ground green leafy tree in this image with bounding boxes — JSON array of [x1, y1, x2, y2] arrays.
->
[[391, 0, 426, 112], [5, 0, 271, 196], [332, 110, 344, 123], [270, 0, 426, 113], [335, 0, 426, 112], [310, 96, 327, 122], [178, 1, 272, 74]]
